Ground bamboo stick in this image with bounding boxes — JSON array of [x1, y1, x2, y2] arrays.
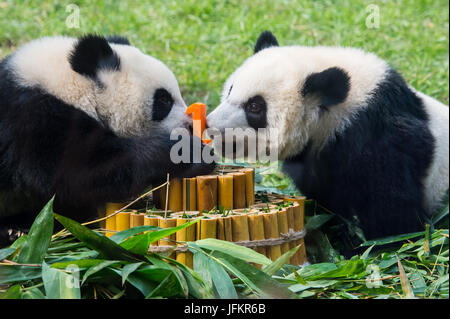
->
[[182, 177, 197, 211], [240, 168, 255, 206], [277, 208, 290, 254], [130, 212, 145, 228], [158, 217, 177, 246], [218, 175, 234, 210], [217, 215, 233, 241], [196, 175, 218, 212], [115, 211, 133, 232], [248, 213, 267, 257], [232, 172, 247, 209], [231, 214, 250, 242], [168, 178, 183, 212], [196, 216, 217, 239], [286, 205, 298, 264], [144, 215, 160, 246], [262, 211, 282, 261], [290, 200, 307, 265], [175, 218, 196, 268], [105, 202, 126, 237]]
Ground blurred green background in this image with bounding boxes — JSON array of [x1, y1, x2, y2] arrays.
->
[[0, 0, 448, 109]]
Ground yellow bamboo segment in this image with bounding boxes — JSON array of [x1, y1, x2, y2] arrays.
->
[[232, 172, 247, 209], [170, 211, 199, 219], [231, 214, 250, 242], [196, 217, 217, 239], [240, 168, 255, 206], [277, 209, 290, 254], [168, 178, 183, 212], [218, 175, 234, 210], [182, 178, 197, 211], [291, 200, 307, 265], [262, 211, 282, 261], [115, 211, 132, 232], [158, 218, 177, 247], [144, 215, 160, 246], [105, 202, 126, 237], [130, 212, 144, 228], [248, 213, 267, 256], [196, 175, 218, 212], [175, 218, 196, 268], [217, 216, 233, 241], [286, 205, 299, 264]]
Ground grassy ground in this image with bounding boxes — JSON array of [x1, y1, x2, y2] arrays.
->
[[0, 0, 448, 109]]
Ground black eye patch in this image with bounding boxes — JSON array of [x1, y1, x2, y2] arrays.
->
[[243, 95, 267, 129], [152, 88, 174, 121]]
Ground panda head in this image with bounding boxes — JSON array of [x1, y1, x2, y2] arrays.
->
[[207, 31, 388, 159], [9, 34, 190, 136]]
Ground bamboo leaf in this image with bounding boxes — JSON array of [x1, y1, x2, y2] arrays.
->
[[0, 265, 42, 284], [82, 260, 120, 285], [0, 285, 21, 299], [396, 255, 414, 298], [110, 226, 160, 244], [21, 287, 46, 299], [121, 262, 144, 285], [54, 213, 144, 262], [42, 262, 80, 299], [17, 198, 54, 264], [195, 238, 271, 265], [208, 257, 238, 299], [262, 245, 299, 276]]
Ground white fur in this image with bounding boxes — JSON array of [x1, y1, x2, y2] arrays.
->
[[207, 45, 388, 158], [8, 36, 190, 137]]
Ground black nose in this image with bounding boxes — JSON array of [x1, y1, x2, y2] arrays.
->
[[186, 122, 193, 134]]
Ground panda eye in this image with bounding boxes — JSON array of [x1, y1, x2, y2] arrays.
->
[[248, 102, 261, 113], [152, 88, 174, 121]]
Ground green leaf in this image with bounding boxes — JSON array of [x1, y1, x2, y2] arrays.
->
[[262, 245, 299, 276], [110, 225, 160, 244], [210, 250, 297, 299], [82, 260, 120, 285], [193, 251, 212, 288], [120, 232, 153, 255], [0, 248, 15, 261], [360, 231, 425, 247], [145, 218, 200, 245], [208, 258, 238, 299], [42, 262, 80, 299], [17, 198, 54, 264], [289, 280, 338, 293], [288, 263, 338, 281], [121, 262, 144, 285], [0, 285, 21, 299], [51, 259, 110, 270], [305, 214, 333, 231], [195, 238, 271, 265], [0, 265, 42, 284], [54, 213, 144, 262], [21, 287, 46, 299]]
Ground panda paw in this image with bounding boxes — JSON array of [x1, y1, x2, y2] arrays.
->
[[0, 227, 28, 248]]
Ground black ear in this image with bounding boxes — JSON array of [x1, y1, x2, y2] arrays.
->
[[254, 31, 279, 54], [301, 67, 350, 107], [69, 35, 121, 79], [107, 35, 130, 45]]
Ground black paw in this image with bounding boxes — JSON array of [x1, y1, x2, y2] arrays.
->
[[0, 227, 28, 248]]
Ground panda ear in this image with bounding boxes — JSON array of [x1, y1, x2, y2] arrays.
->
[[69, 35, 121, 79], [254, 31, 279, 54], [107, 35, 130, 45], [301, 67, 350, 107]]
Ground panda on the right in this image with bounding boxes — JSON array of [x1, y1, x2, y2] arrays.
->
[[207, 31, 449, 240]]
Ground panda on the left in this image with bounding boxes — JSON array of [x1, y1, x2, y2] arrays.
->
[[0, 35, 215, 246]]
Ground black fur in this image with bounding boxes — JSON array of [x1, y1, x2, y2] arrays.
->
[[0, 54, 215, 246], [244, 95, 267, 129], [302, 67, 351, 107], [107, 35, 131, 45], [254, 31, 279, 54], [69, 35, 121, 79], [283, 68, 435, 240], [152, 88, 174, 121]]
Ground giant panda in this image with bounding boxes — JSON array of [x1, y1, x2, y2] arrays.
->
[[207, 31, 449, 240], [0, 35, 215, 245]]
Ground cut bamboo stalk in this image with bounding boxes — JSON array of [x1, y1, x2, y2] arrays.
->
[[232, 172, 246, 209], [218, 175, 234, 210], [277, 208, 290, 254], [240, 168, 255, 206], [248, 213, 267, 257], [115, 211, 133, 232], [231, 214, 250, 242], [168, 178, 183, 212], [170, 211, 199, 219], [105, 202, 126, 237], [175, 218, 196, 268], [158, 217, 177, 247], [144, 215, 160, 246], [196, 216, 217, 239], [286, 205, 298, 264], [262, 211, 282, 261], [130, 212, 144, 228], [291, 200, 307, 265], [182, 177, 197, 211], [196, 175, 218, 213], [217, 216, 233, 241]]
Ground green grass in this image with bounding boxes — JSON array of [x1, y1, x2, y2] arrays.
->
[[0, 0, 448, 108]]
